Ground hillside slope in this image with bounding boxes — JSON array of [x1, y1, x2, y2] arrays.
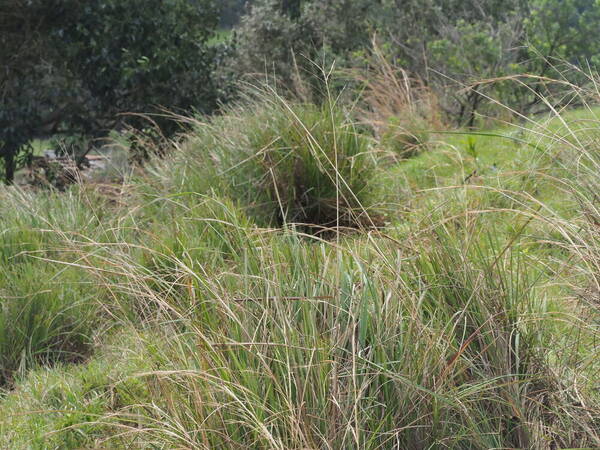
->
[[1, 94, 599, 449]]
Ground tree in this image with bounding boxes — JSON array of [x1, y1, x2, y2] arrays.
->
[[0, 2, 64, 184], [220, 0, 249, 27], [0, 0, 219, 184], [525, 0, 600, 86], [279, 0, 304, 18], [231, 0, 313, 86], [235, 0, 600, 124]]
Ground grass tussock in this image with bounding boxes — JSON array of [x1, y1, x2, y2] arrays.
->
[[60, 225, 596, 449], [152, 87, 382, 231]]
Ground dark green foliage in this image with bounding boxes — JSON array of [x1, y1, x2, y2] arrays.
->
[[526, 0, 600, 72], [54, 0, 219, 125], [0, 5, 66, 184], [4, 0, 600, 185], [0, 0, 219, 184], [219, 0, 249, 27], [231, 0, 314, 86], [231, 0, 600, 125]]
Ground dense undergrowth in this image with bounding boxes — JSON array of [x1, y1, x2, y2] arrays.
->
[[0, 80, 599, 448]]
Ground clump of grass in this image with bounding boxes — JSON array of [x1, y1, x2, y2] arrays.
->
[[134, 194, 257, 269], [355, 44, 442, 161], [153, 86, 382, 232], [0, 329, 154, 449], [0, 187, 125, 386], [0, 264, 101, 386]]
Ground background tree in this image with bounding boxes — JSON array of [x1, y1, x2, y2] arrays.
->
[[230, 0, 600, 125], [523, 0, 600, 109], [5, 0, 600, 185], [231, 0, 314, 87], [0, 0, 219, 184], [0, 2, 68, 183], [220, 0, 249, 27]]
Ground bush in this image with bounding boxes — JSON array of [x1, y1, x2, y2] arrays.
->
[[230, 0, 312, 87]]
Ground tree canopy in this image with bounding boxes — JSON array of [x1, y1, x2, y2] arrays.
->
[[1, 0, 219, 183]]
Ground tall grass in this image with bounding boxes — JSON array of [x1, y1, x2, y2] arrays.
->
[[150, 86, 381, 231], [0, 187, 128, 386], [46, 215, 595, 449], [355, 44, 443, 161], [1, 73, 599, 449]]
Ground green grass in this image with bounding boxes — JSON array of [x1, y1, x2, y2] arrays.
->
[[208, 27, 233, 45], [0, 86, 599, 448], [0, 188, 127, 386], [150, 89, 381, 230], [0, 330, 154, 448]]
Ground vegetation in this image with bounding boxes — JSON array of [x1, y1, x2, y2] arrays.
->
[[1, 1, 600, 448], [165, 89, 380, 229], [1, 0, 219, 183], [1, 76, 600, 446], [5, 0, 600, 185], [229, 0, 600, 121]]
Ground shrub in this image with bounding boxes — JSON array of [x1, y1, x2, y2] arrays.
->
[[0, 0, 220, 184], [230, 0, 311, 87]]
